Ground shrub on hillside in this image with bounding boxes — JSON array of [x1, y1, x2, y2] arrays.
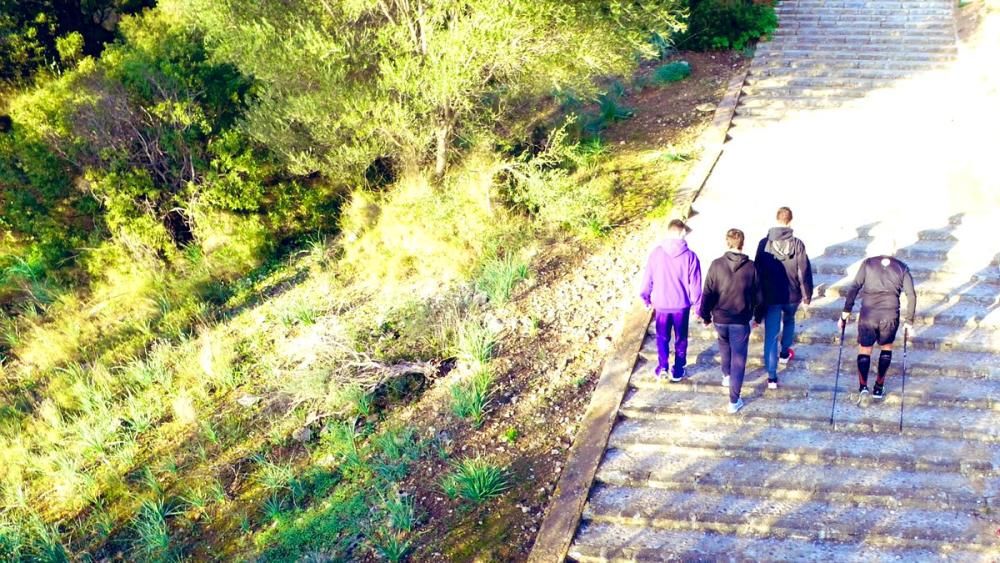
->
[[680, 0, 778, 51]]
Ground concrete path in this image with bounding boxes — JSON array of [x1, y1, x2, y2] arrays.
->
[[568, 0, 1000, 560]]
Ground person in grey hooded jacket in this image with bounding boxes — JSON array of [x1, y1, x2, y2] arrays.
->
[[754, 207, 813, 389]]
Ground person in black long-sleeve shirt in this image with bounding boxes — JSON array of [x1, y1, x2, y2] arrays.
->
[[700, 228, 764, 414], [838, 238, 917, 403]]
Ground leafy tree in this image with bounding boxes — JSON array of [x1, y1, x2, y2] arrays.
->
[[0, 0, 156, 82], [173, 0, 684, 179]]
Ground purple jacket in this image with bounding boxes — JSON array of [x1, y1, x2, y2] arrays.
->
[[640, 238, 703, 312]]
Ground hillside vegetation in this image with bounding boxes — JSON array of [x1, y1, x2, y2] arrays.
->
[[0, 0, 772, 560]]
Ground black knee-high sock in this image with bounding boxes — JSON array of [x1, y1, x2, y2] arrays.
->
[[876, 350, 892, 385], [857, 354, 871, 387]]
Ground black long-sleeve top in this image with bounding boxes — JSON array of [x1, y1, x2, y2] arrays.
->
[[699, 251, 764, 325], [754, 227, 814, 305], [843, 256, 917, 324]]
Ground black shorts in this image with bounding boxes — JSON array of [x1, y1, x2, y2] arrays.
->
[[858, 317, 899, 347]]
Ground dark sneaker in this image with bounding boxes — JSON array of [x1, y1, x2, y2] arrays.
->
[[856, 386, 870, 407], [670, 368, 685, 383], [779, 348, 795, 366], [872, 383, 885, 400]]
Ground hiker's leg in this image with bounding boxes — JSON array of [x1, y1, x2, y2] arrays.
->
[[875, 318, 899, 385], [672, 308, 690, 376], [763, 305, 782, 378], [716, 324, 732, 377], [654, 310, 670, 374], [857, 317, 876, 388], [780, 303, 799, 355], [729, 323, 751, 403]]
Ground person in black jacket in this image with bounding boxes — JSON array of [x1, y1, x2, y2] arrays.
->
[[754, 207, 814, 389], [700, 228, 764, 414], [838, 237, 916, 404]]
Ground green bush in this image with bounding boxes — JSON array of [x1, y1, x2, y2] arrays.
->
[[652, 60, 692, 84], [681, 0, 778, 51]]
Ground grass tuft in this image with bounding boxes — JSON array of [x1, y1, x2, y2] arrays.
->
[[440, 457, 510, 504], [475, 254, 529, 304], [132, 499, 176, 563], [450, 367, 495, 427], [453, 321, 497, 368]]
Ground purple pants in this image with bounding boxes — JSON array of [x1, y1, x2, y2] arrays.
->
[[654, 308, 690, 376]]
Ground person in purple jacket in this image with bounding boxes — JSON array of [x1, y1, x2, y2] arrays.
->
[[640, 219, 703, 382]]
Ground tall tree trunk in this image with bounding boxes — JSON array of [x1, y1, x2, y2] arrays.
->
[[434, 125, 449, 178]]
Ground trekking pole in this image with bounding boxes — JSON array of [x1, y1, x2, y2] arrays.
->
[[829, 321, 847, 426], [899, 327, 909, 433]]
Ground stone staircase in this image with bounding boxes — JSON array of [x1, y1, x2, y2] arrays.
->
[[565, 1, 1000, 560], [730, 0, 959, 133]]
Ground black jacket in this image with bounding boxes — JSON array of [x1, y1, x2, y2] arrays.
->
[[754, 227, 814, 305], [700, 251, 764, 325], [843, 256, 917, 324]]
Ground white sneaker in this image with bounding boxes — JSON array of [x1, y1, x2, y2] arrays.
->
[[721, 375, 730, 388], [727, 398, 745, 414], [767, 380, 778, 390]]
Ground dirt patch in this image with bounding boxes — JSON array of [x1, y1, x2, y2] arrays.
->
[[602, 51, 748, 151], [379, 51, 751, 562], [955, 0, 993, 42]]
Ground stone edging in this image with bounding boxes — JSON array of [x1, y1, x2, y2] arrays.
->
[[526, 64, 750, 563]]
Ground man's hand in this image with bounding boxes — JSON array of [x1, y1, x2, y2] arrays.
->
[[702, 318, 712, 327], [751, 320, 760, 329], [838, 311, 850, 330]]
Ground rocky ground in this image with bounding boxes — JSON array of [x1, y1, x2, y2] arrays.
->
[[380, 51, 750, 561]]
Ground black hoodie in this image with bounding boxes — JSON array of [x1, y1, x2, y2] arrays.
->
[[754, 226, 814, 306], [700, 251, 764, 325]]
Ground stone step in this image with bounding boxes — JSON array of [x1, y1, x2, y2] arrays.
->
[[629, 363, 1000, 411], [810, 253, 999, 281], [758, 43, 957, 55], [765, 35, 956, 47], [773, 24, 955, 34], [790, 295, 994, 329], [775, 20, 954, 30], [777, 2, 952, 8], [813, 237, 959, 260], [595, 448, 999, 512], [777, 15, 955, 23], [813, 274, 1000, 307], [637, 335, 1000, 381], [736, 96, 864, 114], [607, 417, 1000, 474], [744, 77, 901, 91], [569, 524, 988, 563], [754, 42, 958, 57], [686, 322, 1000, 354], [581, 485, 995, 553], [752, 66, 926, 80], [619, 388, 999, 442], [777, 5, 953, 13], [741, 87, 879, 100]]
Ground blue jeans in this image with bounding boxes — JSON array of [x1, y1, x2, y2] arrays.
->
[[715, 323, 750, 403], [764, 303, 799, 379]]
